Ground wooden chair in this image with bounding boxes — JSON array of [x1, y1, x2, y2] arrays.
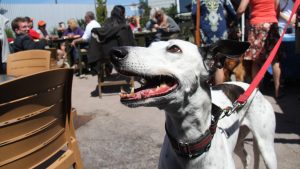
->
[[0, 69, 84, 169], [89, 25, 135, 98], [6, 49, 51, 77], [45, 48, 60, 69]]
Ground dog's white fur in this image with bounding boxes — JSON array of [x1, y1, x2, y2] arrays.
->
[[111, 40, 277, 169]]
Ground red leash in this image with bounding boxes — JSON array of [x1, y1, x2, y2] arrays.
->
[[235, 1, 300, 105]]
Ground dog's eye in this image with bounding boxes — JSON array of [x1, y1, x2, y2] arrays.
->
[[167, 45, 182, 53]]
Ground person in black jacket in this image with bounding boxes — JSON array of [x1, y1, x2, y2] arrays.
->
[[11, 17, 47, 53], [88, 5, 135, 96], [88, 5, 135, 68]]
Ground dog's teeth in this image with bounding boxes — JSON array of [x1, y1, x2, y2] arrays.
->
[[160, 83, 167, 87], [130, 87, 135, 94], [120, 87, 126, 93], [156, 86, 160, 91]]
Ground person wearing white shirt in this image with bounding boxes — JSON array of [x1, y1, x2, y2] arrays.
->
[[71, 11, 101, 47], [0, 14, 10, 74]]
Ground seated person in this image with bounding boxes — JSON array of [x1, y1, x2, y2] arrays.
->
[[63, 18, 84, 67], [89, 5, 135, 73], [37, 20, 49, 39], [24, 16, 42, 40], [71, 11, 101, 47], [152, 8, 180, 41], [11, 17, 47, 53], [128, 16, 141, 32], [89, 5, 135, 96], [63, 18, 84, 39], [57, 21, 66, 38], [145, 7, 159, 31], [70, 11, 101, 70]]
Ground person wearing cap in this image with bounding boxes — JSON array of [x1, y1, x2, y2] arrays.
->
[[24, 16, 42, 40], [11, 17, 47, 53], [37, 20, 49, 39]]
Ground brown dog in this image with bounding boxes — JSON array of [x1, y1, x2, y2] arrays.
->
[[223, 58, 251, 83]]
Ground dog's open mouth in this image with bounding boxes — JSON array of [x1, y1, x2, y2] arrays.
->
[[120, 74, 178, 101]]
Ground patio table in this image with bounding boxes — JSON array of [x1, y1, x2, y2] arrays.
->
[[134, 31, 156, 47]]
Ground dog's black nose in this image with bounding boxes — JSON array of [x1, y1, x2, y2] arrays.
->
[[110, 47, 128, 61]]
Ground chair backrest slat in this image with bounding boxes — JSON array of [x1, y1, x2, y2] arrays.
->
[[1, 131, 67, 169], [7, 50, 51, 77]]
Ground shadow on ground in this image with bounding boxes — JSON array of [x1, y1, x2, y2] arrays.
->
[[90, 73, 132, 97], [261, 76, 300, 141]]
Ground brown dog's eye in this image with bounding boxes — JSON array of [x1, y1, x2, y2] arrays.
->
[[167, 45, 182, 53]]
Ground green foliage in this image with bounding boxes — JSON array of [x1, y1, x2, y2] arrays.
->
[[76, 19, 86, 30], [96, 0, 107, 24], [138, 1, 178, 28], [162, 3, 177, 19], [139, 0, 151, 28], [5, 28, 14, 38], [50, 27, 58, 36]]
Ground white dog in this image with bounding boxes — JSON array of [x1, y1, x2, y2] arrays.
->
[[110, 40, 277, 169]]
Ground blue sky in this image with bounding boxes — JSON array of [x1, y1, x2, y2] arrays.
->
[[0, 0, 141, 16], [0, 0, 139, 5]]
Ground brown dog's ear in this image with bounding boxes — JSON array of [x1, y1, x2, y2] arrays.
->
[[200, 40, 250, 73], [213, 40, 250, 59]]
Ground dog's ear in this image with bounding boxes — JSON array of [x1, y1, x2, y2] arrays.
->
[[199, 45, 217, 73], [200, 40, 250, 72], [213, 40, 250, 59]]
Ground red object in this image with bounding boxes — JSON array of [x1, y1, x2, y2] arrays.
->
[[249, 0, 278, 24], [38, 20, 46, 27], [129, 23, 135, 31], [7, 38, 14, 43], [29, 29, 40, 39], [237, 0, 300, 104]]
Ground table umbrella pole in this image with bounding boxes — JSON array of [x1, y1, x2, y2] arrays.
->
[[195, 0, 201, 47]]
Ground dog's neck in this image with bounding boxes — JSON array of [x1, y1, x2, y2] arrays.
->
[[164, 82, 212, 142]]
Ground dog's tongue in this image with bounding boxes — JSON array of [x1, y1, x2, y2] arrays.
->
[[120, 83, 176, 100]]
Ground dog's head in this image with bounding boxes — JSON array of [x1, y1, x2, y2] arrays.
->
[[110, 39, 249, 108]]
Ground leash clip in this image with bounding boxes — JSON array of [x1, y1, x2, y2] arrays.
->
[[221, 101, 246, 118]]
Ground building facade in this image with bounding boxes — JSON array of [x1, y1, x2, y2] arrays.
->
[[147, 0, 176, 8], [1, 4, 96, 32]]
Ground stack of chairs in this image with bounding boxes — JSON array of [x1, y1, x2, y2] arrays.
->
[[0, 69, 84, 169]]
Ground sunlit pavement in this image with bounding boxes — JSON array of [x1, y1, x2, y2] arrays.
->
[[72, 74, 300, 169]]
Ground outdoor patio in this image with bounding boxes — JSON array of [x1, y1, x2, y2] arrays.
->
[[72, 74, 300, 169]]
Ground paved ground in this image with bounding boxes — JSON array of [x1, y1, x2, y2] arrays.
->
[[72, 74, 300, 169]]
